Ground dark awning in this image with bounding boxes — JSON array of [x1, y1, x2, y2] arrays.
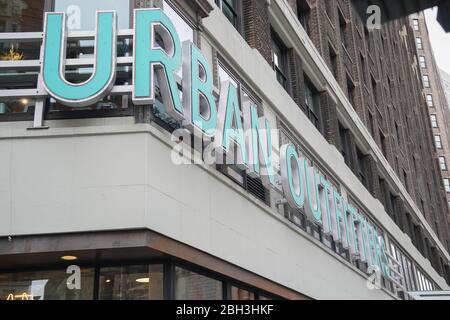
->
[[350, 0, 450, 32]]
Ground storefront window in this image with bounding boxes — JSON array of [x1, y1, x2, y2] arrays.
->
[[99, 265, 163, 300], [54, 0, 130, 31], [230, 286, 255, 300], [174, 267, 223, 300], [0, 0, 45, 117], [152, 1, 195, 126], [0, 268, 94, 300]]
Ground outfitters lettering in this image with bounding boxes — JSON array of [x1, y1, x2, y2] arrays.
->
[[40, 9, 390, 277]]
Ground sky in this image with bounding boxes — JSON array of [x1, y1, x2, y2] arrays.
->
[[424, 8, 450, 75]]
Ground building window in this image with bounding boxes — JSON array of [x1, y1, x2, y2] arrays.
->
[[413, 19, 420, 31], [439, 157, 448, 171], [339, 123, 351, 166], [426, 94, 434, 107], [430, 114, 438, 128], [324, 0, 334, 20], [339, 11, 349, 49], [422, 75, 430, 88], [444, 179, 450, 193], [0, 268, 95, 300], [45, 0, 134, 116], [174, 267, 223, 300], [356, 148, 368, 187], [416, 37, 423, 49], [360, 53, 368, 85], [419, 56, 427, 68], [217, 62, 269, 205], [329, 44, 339, 80], [99, 265, 164, 300], [215, 0, 241, 31], [347, 74, 356, 109], [0, 0, 46, 118], [271, 31, 289, 91], [297, 0, 310, 34], [435, 135, 442, 149], [371, 76, 379, 106], [403, 169, 409, 192], [380, 130, 388, 158], [304, 78, 321, 130], [230, 286, 256, 300]]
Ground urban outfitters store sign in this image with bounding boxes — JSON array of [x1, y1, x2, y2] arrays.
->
[[40, 9, 391, 278]]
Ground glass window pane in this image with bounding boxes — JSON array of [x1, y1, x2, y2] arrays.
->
[[230, 286, 255, 300], [174, 267, 223, 300], [54, 0, 131, 30], [0, 268, 94, 300], [0, 0, 45, 32], [99, 265, 164, 300], [0, 98, 36, 115]]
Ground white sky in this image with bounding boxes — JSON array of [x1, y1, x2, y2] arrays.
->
[[425, 8, 450, 75]]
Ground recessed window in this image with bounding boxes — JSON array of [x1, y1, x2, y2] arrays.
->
[[444, 179, 450, 193], [423, 75, 430, 88], [215, 0, 241, 31], [304, 78, 321, 130], [339, 11, 349, 49], [435, 135, 442, 149], [339, 123, 351, 166], [356, 148, 368, 187], [426, 94, 434, 107], [430, 114, 438, 128], [297, 0, 310, 34], [0, 268, 95, 300], [416, 37, 423, 49], [271, 31, 289, 91], [174, 267, 223, 300], [413, 19, 420, 31], [439, 157, 447, 171], [380, 130, 388, 157], [419, 56, 426, 68], [99, 265, 164, 300]]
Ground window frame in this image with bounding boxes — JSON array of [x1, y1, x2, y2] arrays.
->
[[416, 37, 423, 49], [423, 75, 430, 88], [430, 114, 438, 128], [413, 19, 420, 31], [444, 178, 450, 193], [215, 0, 243, 33], [439, 157, 448, 171], [426, 94, 434, 107], [304, 77, 321, 131], [435, 135, 443, 149], [271, 30, 290, 93]]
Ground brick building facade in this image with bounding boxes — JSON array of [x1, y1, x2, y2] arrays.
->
[[233, 0, 450, 278]]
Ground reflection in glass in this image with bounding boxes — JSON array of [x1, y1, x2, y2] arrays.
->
[[0, 98, 35, 114], [230, 286, 255, 300], [175, 267, 223, 300], [99, 265, 164, 300], [0, 268, 94, 300]]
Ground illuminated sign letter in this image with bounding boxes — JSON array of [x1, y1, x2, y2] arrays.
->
[[243, 104, 275, 188], [216, 81, 248, 169], [304, 163, 322, 223], [319, 176, 333, 235], [280, 144, 305, 209], [182, 41, 217, 135], [42, 11, 117, 107], [133, 9, 183, 120]]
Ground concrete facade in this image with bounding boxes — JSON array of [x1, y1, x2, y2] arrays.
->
[[1, 0, 450, 299]]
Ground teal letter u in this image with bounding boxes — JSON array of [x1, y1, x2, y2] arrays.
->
[[41, 12, 117, 107]]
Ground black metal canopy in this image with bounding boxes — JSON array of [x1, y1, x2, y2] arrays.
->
[[350, 0, 450, 32]]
